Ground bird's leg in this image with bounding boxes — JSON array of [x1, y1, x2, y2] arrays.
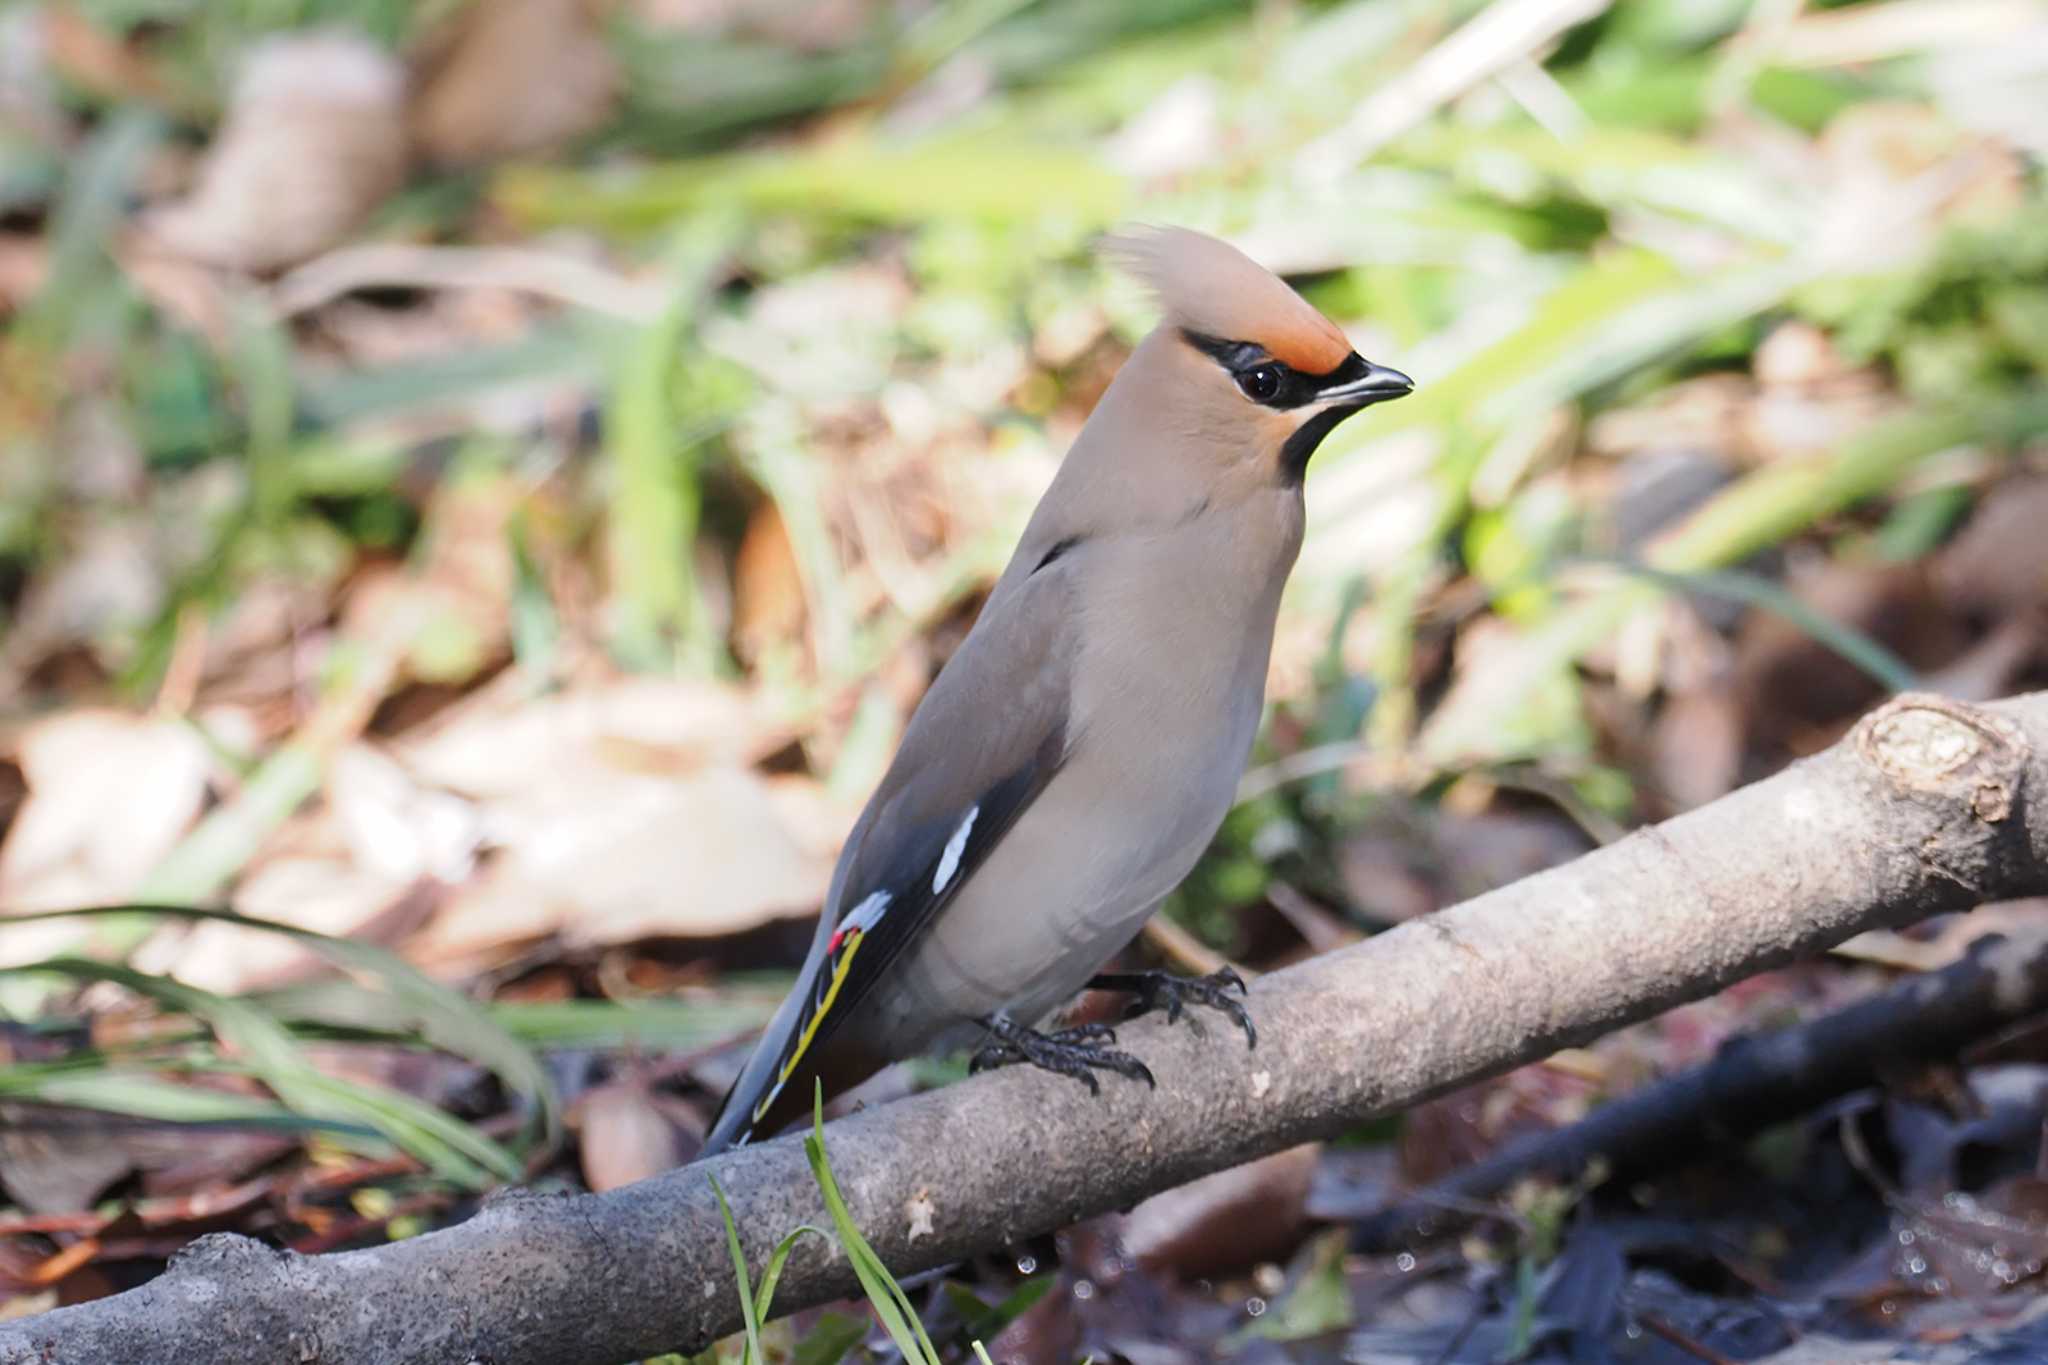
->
[[1088, 966, 1256, 1048], [969, 1016, 1155, 1094]]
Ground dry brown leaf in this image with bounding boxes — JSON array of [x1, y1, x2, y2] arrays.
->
[[1648, 685, 1745, 811], [1936, 477, 2048, 618], [0, 710, 209, 916], [408, 766, 832, 969], [396, 674, 792, 798], [732, 501, 807, 666], [138, 32, 408, 274], [1122, 1143, 1320, 1279], [40, 6, 179, 112], [148, 742, 477, 993], [327, 744, 481, 887], [577, 1077, 693, 1191], [160, 856, 411, 994], [0, 1114, 139, 1216], [354, 473, 523, 689], [409, 0, 620, 168], [0, 517, 160, 694], [0, 235, 47, 310], [1735, 559, 1965, 753]]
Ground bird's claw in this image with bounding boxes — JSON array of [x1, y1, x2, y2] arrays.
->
[[1090, 966, 1257, 1049], [971, 1017, 1155, 1093]]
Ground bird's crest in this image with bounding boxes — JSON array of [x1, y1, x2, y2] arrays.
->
[[1104, 226, 1351, 376]]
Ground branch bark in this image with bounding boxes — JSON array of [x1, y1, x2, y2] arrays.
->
[[6, 692, 2047, 1365]]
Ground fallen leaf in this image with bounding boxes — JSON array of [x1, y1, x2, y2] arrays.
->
[[1123, 1144, 1319, 1280], [0, 1111, 139, 1216], [138, 32, 408, 273], [577, 1076, 691, 1191], [1936, 477, 2048, 618], [396, 675, 792, 799], [157, 855, 414, 994], [409, 766, 832, 968], [410, 0, 620, 168], [732, 501, 807, 667], [0, 710, 210, 918], [1649, 685, 1745, 810]]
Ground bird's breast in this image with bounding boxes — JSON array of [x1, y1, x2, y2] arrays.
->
[[869, 496, 1301, 1048]]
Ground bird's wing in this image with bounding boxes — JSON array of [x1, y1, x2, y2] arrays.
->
[[701, 562, 1077, 1151]]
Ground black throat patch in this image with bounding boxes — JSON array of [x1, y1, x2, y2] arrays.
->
[[1278, 405, 1359, 483]]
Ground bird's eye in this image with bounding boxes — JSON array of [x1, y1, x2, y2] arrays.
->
[[1237, 364, 1283, 403]]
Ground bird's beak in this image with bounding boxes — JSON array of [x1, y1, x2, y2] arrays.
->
[[1316, 357, 1415, 408]]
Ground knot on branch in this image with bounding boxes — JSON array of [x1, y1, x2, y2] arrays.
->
[[167, 1231, 283, 1277], [1855, 693, 2028, 823]]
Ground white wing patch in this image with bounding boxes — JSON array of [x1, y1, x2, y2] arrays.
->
[[932, 805, 979, 894], [843, 889, 892, 934]]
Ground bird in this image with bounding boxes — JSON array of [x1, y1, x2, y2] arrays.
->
[[700, 226, 1412, 1155]]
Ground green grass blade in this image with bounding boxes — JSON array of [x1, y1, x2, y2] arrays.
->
[[1616, 563, 1920, 694], [605, 214, 738, 673], [804, 1083, 942, 1362], [225, 288, 298, 527], [3, 957, 517, 1187], [755, 1225, 828, 1323], [253, 985, 782, 1053], [709, 1172, 765, 1364], [9, 906, 559, 1152], [17, 109, 158, 354], [0, 1066, 371, 1136], [279, 1071, 520, 1187]]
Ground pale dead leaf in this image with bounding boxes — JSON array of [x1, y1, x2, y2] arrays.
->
[[328, 743, 481, 885], [0, 518, 161, 700], [1651, 686, 1745, 811], [343, 473, 521, 688], [577, 1078, 690, 1192], [410, 0, 620, 168], [1753, 319, 1847, 390], [0, 234, 47, 310], [40, 5, 179, 110], [1123, 1144, 1320, 1279], [411, 767, 831, 968], [161, 856, 412, 995], [396, 674, 792, 798], [138, 32, 407, 273], [1935, 477, 2048, 618], [0, 710, 209, 915], [732, 501, 806, 667], [0, 1115, 138, 1216]]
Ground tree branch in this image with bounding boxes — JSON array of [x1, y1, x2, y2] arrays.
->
[[5, 692, 2047, 1365]]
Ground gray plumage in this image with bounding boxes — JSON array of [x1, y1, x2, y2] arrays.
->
[[701, 228, 1411, 1154]]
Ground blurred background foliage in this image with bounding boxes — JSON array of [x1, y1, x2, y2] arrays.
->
[[2, 0, 2047, 1358]]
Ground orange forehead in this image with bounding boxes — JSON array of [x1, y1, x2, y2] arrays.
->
[[1254, 313, 1352, 376], [1105, 225, 1353, 376]]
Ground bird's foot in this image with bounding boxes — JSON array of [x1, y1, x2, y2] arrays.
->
[[969, 1017, 1155, 1095], [1089, 967, 1256, 1048]]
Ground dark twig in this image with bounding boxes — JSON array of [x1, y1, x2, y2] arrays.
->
[[1354, 924, 2048, 1251]]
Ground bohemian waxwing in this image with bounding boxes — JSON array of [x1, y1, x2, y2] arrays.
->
[[701, 227, 1412, 1154]]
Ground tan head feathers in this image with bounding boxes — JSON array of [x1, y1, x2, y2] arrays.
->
[[1105, 226, 1352, 377]]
